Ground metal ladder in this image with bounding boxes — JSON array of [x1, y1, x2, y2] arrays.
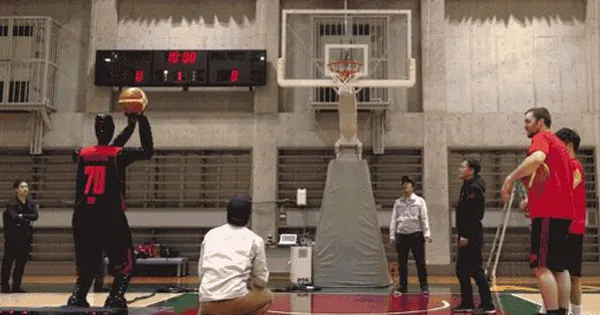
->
[[485, 181, 529, 289]]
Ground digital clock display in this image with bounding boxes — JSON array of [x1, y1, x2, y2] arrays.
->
[[152, 50, 209, 85], [166, 51, 199, 64], [94, 49, 266, 87]]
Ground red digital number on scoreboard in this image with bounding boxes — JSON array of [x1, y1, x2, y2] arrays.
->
[[135, 70, 145, 83], [230, 69, 239, 82], [167, 51, 198, 64]]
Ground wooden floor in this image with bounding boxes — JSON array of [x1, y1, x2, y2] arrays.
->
[[0, 292, 184, 308], [1, 276, 599, 314], [2, 290, 600, 315], [519, 293, 600, 310], [17, 275, 600, 285]]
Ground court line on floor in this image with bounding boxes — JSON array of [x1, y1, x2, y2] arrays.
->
[[266, 300, 450, 315], [272, 292, 452, 295], [510, 293, 542, 306]]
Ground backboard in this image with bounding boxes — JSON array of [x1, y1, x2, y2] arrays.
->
[[277, 9, 416, 89]]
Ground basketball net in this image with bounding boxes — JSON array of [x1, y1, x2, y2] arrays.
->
[[327, 60, 363, 94]]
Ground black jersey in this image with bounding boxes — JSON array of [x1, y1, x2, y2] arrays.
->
[[73, 115, 154, 211], [75, 146, 125, 210]]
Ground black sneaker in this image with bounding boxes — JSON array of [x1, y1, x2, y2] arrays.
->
[[475, 303, 496, 314], [452, 303, 474, 313]]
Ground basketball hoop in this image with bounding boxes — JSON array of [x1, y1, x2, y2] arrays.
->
[[327, 60, 363, 94]]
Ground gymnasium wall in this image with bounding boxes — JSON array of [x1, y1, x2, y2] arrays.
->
[[0, 0, 598, 265], [445, 0, 589, 114]]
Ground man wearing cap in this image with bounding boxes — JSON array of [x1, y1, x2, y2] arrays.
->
[[198, 196, 274, 315]]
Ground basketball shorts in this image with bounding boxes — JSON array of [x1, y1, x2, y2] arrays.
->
[[566, 233, 584, 277], [530, 218, 571, 272]]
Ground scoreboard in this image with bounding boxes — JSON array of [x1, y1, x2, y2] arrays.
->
[[94, 50, 267, 87]]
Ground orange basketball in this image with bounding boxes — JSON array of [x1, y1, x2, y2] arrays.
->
[[118, 87, 148, 114]]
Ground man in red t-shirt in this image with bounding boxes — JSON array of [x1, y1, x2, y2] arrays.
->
[[553, 128, 586, 315], [501, 107, 574, 315]]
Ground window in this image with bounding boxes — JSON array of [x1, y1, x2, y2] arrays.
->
[[312, 17, 388, 104], [0, 25, 8, 37], [12, 25, 33, 37], [8, 81, 29, 103]]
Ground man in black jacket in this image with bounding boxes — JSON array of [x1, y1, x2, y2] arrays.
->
[[452, 159, 496, 314], [1, 179, 38, 293]]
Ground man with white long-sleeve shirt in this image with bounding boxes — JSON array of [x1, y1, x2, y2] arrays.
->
[[389, 176, 432, 294], [197, 196, 273, 315]]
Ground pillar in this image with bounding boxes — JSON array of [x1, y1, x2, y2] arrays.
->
[[586, 0, 600, 255], [86, 0, 118, 114], [251, 0, 280, 240], [421, 0, 450, 264], [586, 0, 600, 112]]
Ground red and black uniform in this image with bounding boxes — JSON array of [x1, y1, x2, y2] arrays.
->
[[566, 158, 586, 277], [527, 131, 575, 272], [67, 114, 153, 309]]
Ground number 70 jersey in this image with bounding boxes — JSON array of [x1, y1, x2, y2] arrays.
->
[[75, 146, 126, 211]]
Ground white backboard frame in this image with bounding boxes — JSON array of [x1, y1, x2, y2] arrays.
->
[[278, 9, 416, 89]]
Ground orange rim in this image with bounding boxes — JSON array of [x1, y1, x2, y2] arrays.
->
[[327, 60, 363, 80]]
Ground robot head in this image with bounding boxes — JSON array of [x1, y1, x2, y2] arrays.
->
[[95, 114, 115, 145], [226, 196, 252, 227]]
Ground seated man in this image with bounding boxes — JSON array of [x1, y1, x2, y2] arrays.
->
[[198, 196, 273, 315]]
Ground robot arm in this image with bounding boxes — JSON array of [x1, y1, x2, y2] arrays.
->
[[111, 115, 137, 147], [120, 114, 154, 165]]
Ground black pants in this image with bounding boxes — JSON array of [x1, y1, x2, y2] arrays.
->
[[396, 232, 428, 289], [455, 236, 492, 306], [72, 208, 135, 280], [1, 237, 30, 290], [94, 254, 106, 289]]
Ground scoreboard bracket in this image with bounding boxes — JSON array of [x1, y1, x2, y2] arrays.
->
[[113, 86, 257, 93]]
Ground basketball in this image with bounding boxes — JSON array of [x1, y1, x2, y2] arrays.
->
[[521, 163, 550, 188], [118, 87, 148, 114]]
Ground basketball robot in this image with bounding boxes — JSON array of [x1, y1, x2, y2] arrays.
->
[[67, 88, 154, 310]]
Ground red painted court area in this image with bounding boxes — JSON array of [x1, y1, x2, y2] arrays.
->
[[264, 293, 509, 315], [269, 293, 446, 314], [177, 292, 536, 315]]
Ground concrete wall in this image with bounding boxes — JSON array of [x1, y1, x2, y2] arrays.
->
[[0, 0, 599, 265], [0, 0, 91, 147], [445, 0, 589, 113]]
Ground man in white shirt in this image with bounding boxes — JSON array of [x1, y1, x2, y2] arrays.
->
[[389, 176, 432, 294], [198, 196, 273, 315]]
